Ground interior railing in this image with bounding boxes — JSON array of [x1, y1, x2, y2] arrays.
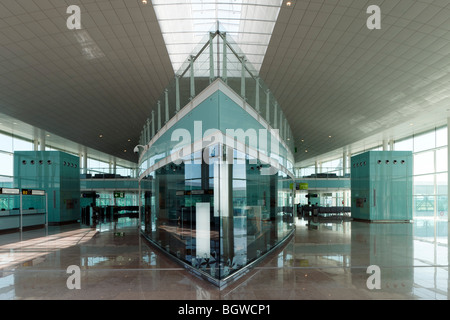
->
[[138, 30, 294, 156]]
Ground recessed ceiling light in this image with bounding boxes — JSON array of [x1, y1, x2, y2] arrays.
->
[[124, 149, 127, 152], [128, 139, 131, 142], [286, 1, 292, 6], [142, 0, 147, 4], [305, 149, 308, 153], [328, 135, 332, 138], [99, 134, 103, 138]]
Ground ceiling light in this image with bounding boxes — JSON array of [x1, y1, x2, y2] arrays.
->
[[286, 1, 292, 6], [328, 135, 332, 138], [99, 134, 103, 138], [142, 0, 147, 4]]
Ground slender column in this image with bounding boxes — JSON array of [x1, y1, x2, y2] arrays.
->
[[83, 147, 88, 174], [209, 32, 215, 83], [222, 33, 227, 83], [175, 76, 180, 112], [151, 111, 155, 137], [146, 119, 151, 143], [165, 89, 169, 124], [190, 55, 195, 99], [284, 118, 287, 142], [274, 102, 278, 129], [157, 101, 161, 130], [383, 140, 388, 151], [343, 151, 348, 176], [241, 56, 246, 98], [279, 113, 282, 139], [266, 90, 270, 125], [389, 139, 394, 151], [255, 77, 260, 113], [39, 130, 46, 151], [33, 128, 39, 150]]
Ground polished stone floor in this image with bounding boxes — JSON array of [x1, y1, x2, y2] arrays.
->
[[0, 217, 448, 300]]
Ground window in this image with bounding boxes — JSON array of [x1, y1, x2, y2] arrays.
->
[[395, 137, 413, 151], [0, 152, 13, 177], [414, 151, 434, 175], [436, 148, 447, 173], [12, 137, 33, 151], [414, 130, 436, 152], [436, 126, 447, 148], [0, 133, 13, 152]]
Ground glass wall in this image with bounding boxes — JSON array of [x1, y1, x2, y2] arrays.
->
[[0, 132, 33, 187], [140, 144, 294, 284], [394, 126, 448, 244]]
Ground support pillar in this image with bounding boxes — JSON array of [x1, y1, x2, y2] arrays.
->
[[383, 140, 389, 151], [165, 89, 169, 124], [175, 76, 180, 112], [39, 130, 46, 151]]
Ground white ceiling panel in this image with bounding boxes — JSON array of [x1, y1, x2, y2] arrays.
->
[[260, 0, 450, 166], [0, 0, 174, 163]]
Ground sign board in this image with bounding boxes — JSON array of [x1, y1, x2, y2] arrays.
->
[[22, 189, 45, 196], [114, 191, 125, 198], [299, 183, 308, 190], [0, 188, 20, 195], [22, 189, 32, 195]]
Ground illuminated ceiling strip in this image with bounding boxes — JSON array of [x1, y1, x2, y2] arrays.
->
[[151, 0, 283, 73]]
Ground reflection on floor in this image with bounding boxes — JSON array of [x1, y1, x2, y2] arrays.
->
[[0, 217, 448, 300]]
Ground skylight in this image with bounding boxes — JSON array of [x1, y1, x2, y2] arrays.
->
[[151, 0, 283, 74]]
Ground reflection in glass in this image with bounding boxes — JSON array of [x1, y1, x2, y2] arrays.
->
[[140, 145, 294, 284]]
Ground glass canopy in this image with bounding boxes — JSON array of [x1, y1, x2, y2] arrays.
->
[[151, 0, 283, 73]]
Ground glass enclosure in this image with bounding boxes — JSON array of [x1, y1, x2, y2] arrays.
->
[[137, 31, 295, 286], [140, 145, 294, 284]]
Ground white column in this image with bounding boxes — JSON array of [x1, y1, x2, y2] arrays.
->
[[382, 140, 388, 151], [389, 139, 394, 151], [33, 128, 39, 150], [39, 130, 46, 151]]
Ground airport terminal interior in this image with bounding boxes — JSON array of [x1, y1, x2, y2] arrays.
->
[[1, 0, 450, 300]]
